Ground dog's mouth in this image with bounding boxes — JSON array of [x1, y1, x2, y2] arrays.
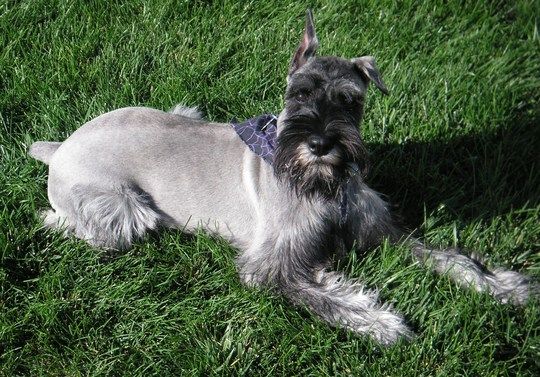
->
[[298, 143, 364, 176], [274, 142, 360, 199], [273, 115, 369, 198], [298, 143, 342, 165]]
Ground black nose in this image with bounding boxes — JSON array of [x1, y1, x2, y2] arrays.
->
[[307, 135, 332, 156]]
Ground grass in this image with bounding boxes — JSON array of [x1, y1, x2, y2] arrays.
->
[[1, 0, 539, 375]]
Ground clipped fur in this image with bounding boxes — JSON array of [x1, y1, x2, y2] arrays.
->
[[28, 141, 62, 164]]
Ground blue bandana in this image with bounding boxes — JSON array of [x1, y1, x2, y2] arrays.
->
[[232, 114, 278, 164]]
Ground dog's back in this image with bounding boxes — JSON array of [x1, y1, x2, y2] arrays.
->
[[32, 106, 263, 248]]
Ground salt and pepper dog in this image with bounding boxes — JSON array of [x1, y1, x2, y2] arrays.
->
[[30, 10, 535, 345]]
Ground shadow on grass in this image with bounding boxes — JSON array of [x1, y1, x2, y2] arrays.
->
[[366, 117, 539, 230], [363, 116, 539, 372]]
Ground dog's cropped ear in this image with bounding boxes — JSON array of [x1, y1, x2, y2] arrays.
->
[[289, 9, 319, 76], [352, 56, 388, 95]]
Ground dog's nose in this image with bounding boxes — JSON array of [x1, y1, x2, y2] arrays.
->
[[307, 135, 331, 156]]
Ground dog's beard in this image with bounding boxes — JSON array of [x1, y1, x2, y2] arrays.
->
[[273, 116, 369, 199]]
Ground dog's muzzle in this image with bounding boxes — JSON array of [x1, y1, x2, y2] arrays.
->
[[307, 134, 332, 156]]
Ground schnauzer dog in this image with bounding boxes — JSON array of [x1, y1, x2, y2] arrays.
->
[[29, 10, 534, 345]]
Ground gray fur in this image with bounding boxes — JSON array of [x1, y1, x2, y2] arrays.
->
[[169, 104, 203, 119], [29, 10, 536, 345], [28, 141, 62, 164], [411, 244, 534, 305]]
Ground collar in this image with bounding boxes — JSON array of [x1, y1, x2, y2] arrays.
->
[[231, 114, 278, 164]]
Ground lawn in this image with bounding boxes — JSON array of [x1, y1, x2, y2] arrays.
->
[[1, 0, 539, 375]]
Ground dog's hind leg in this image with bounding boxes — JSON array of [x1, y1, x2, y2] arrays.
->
[[65, 184, 161, 249], [410, 242, 536, 305]]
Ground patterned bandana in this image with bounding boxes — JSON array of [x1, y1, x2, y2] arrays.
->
[[232, 114, 278, 164]]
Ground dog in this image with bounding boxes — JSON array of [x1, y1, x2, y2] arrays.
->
[[29, 10, 535, 345]]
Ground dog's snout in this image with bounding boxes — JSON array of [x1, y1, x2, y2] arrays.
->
[[307, 135, 332, 156]]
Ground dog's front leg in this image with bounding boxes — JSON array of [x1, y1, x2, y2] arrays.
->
[[408, 242, 536, 305], [346, 181, 537, 305], [237, 241, 412, 345], [281, 267, 413, 346]]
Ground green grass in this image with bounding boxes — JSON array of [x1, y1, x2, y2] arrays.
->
[[1, 0, 539, 375]]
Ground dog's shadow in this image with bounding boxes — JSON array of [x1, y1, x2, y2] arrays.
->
[[365, 119, 539, 232]]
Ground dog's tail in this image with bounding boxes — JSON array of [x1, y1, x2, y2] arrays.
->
[[280, 270, 412, 345], [28, 141, 62, 164]]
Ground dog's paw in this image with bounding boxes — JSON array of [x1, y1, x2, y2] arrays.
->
[[345, 309, 414, 346], [488, 269, 538, 305]]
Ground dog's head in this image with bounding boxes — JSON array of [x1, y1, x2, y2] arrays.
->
[[274, 10, 388, 199]]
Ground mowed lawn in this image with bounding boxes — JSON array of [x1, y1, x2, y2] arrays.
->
[[1, 0, 539, 375]]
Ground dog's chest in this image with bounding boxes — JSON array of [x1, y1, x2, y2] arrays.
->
[[274, 195, 348, 256]]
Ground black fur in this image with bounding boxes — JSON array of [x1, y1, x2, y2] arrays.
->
[[274, 57, 370, 199]]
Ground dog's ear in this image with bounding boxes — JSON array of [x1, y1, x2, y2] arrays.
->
[[289, 9, 319, 76], [352, 56, 388, 95]]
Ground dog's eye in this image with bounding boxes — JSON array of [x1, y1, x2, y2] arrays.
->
[[339, 93, 352, 105], [296, 90, 310, 102], [338, 92, 358, 105]]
